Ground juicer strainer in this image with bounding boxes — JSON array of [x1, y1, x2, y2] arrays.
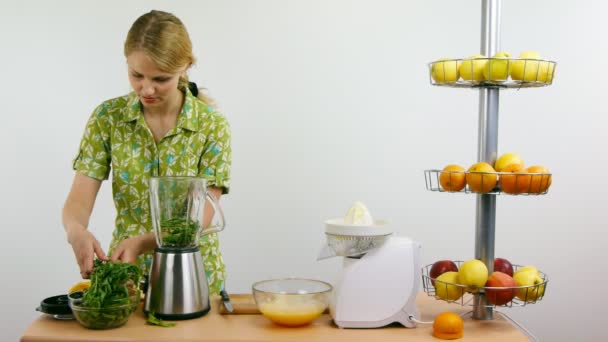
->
[[316, 218, 393, 260]]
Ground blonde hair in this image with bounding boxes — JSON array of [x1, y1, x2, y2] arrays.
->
[[124, 10, 215, 106]]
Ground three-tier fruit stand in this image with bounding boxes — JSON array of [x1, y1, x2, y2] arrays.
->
[[421, 0, 554, 324]]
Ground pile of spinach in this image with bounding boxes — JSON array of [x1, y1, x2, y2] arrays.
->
[[76, 259, 142, 329], [161, 217, 199, 247]]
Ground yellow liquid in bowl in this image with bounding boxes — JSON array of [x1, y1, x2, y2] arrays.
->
[[259, 302, 326, 327]]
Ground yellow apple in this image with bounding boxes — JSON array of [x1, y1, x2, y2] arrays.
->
[[458, 259, 488, 292], [431, 58, 461, 83], [510, 51, 544, 82], [513, 266, 545, 302], [460, 54, 487, 81], [483, 51, 512, 81], [466, 162, 497, 193], [494, 152, 524, 172], [434, 271, 463, 301], [514, 266, 538, 276]]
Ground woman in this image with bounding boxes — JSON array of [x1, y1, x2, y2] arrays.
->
[[62, 10, 231, 294]]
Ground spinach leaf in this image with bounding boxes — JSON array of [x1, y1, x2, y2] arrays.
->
[[146, 311, 177, 327]]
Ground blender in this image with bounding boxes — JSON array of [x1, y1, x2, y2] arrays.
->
[[317, 202, 421, 328], [144, 176, 225, 320]]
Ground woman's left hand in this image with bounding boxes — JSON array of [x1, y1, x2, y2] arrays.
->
[[110, 232, 156, 263]]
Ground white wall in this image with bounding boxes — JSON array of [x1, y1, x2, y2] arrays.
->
[[1, 0, 606, 341]]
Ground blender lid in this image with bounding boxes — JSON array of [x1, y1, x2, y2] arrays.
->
[[324, 218, 392, 236], [36, 294, 73, 316]]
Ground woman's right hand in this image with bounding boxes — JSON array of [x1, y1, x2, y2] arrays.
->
[[67, 226, 108, 279], [63, 173, 105, 279]]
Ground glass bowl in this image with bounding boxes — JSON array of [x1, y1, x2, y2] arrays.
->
[[68, 291, 140, 329], [252, 278, 332, 327]]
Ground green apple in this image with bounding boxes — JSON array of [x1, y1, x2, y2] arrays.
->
[[434, 271, 463, 301], [483, 51, 512, 81], [510, 51, 544, 82], [458, 259, 488, 292], [513, 266, 546, 302], [460, 54, 487, 81], [431, 58, 461, 83]]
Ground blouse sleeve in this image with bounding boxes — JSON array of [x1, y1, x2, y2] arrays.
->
[[199, 114, 232, 194], [72, 105, 111, 180]]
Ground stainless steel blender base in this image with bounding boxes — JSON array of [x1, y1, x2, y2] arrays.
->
[[144, 247, 210, 320]]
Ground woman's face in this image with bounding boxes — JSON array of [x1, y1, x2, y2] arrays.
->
[[127, 51, 184, 108]]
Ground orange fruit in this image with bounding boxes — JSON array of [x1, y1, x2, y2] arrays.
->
[[439, 165, 466, 192], [499, 163, 525, 194], [466, 162, 497, 193], [433, 311, 464, 340], [526, 165, 552, 193], [514, 171, 533, 194]]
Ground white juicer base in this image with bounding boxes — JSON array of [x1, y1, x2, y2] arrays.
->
[[330, 236, 422, 329]]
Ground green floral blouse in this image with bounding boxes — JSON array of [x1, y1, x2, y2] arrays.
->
[[72, 88, 231, 294]]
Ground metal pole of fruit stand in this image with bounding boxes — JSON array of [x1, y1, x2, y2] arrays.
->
[[474, 0, 501, 320]]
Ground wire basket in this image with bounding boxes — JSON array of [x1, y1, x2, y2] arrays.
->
[[421, 262, 548, 308], [424, 169, 552, 195], [428, 58, 556, 89]]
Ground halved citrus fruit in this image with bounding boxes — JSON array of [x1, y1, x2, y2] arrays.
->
[[68, 280, 91, 294]]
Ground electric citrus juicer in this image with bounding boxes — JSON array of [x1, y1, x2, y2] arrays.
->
[[317, 202, 421, 328], [144, 176, 225, 320]]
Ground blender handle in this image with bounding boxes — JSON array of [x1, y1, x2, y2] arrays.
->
[[200, 191, 226, 236]]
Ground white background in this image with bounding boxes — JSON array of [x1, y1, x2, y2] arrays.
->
[[1, 0, 606, 341]]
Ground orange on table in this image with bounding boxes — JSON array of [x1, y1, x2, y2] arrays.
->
[[499, 163, 525, 194], [466, 162, 497, 193], [433, 311, 464, 340], [439, 164, 467, 192]]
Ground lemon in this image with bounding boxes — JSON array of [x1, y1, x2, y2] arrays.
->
[[494, 152, 524, 172], [431, 58, 460, 83], [484, 51, 512, 81], [460, 54, 487, 81], [511, 51, 543, 82]]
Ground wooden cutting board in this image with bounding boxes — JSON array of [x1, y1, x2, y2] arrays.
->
[[216, 294, 329, 315], [216, 294, 260, 314]]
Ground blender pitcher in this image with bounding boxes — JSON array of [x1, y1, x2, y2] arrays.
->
[[149, 176, 225, 248], [145, 176, 225, 320]]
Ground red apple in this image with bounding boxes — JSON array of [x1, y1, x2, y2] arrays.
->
[[494, 257, 514, 276], [485, 271, 517, 306], [430, 260, 459, 285]]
